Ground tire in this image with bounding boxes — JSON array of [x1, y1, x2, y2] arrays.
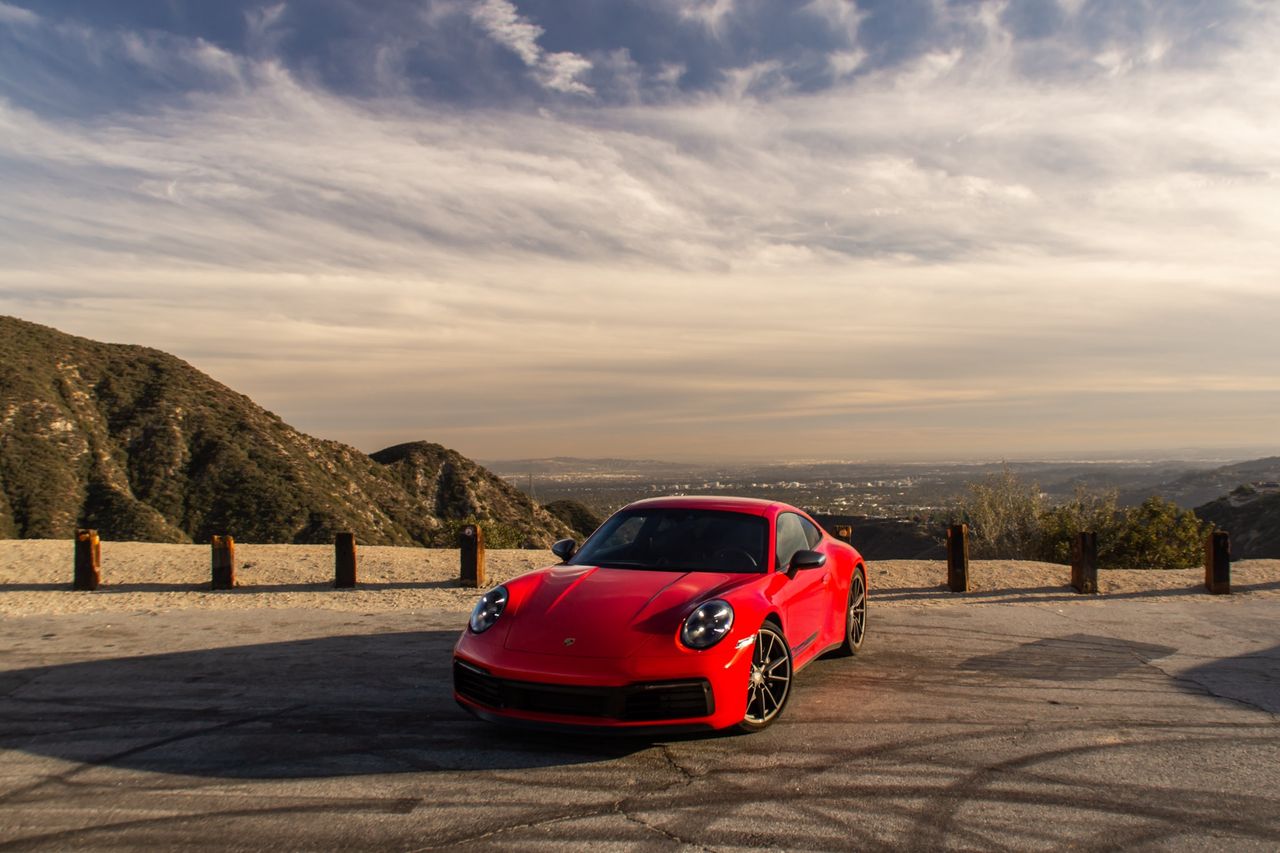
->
[[835, 569, 867, 657], [738, 622, 793, 732]]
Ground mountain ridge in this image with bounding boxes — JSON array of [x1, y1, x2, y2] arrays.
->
[[1196, 485, 1280, 559], [0, 316, 571, 546]]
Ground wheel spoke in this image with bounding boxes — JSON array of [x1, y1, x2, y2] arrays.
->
[[745, 627, 792, 724]]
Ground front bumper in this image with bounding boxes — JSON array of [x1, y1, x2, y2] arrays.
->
[[455, 659, 714, 722], [453, 630, 755, 731]]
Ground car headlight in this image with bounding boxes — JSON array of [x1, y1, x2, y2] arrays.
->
[[469, 586, 509, 633], [681, 599, 734, 649]]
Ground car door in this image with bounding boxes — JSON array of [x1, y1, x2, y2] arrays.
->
[[775, 512, 830, 660]]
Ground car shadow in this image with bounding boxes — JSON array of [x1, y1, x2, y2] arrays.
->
[[0, 630, 672, 780]]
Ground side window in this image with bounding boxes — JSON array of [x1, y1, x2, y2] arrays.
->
[[800, 516, 823, 549], [775, 513, 810, 571]]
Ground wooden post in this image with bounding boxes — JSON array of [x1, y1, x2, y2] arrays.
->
[[211, 535, 236, 590], [459, 524, 485, 589], [334, 532, 357, 588], [73, 528, 101, 591], [1205, 530, 1230, 595], [1071, 531, 1098, 594], [834, 525, 853, 545], [947, 523, 970, 593]]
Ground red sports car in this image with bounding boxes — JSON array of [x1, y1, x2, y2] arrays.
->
[[453, 496, 868, 732]]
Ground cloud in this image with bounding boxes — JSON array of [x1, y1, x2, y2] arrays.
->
[[0, 2, 37, 27], [678, 0, 737, 37], [245, 2, 288, 57], [1, 1, 1279, 459], [472, 0, 542, 65], [470, 0, 593, 94]]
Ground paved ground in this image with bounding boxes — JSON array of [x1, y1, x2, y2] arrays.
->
[[1, 598, 1278, 851]]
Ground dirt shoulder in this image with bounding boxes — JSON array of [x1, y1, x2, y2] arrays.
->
[[2, 540, 1277, 616]]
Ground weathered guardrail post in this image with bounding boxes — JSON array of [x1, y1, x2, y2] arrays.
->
[[1205, 530, 1230, 595], [334, 532, 357, 588], [834, 524, 853, 545], [947, 523, 970, 593], [459, 524, 485, 589], [1071, 531, 1098, 594], [73, 528, 101, 591], [211, 535, 236, 590]]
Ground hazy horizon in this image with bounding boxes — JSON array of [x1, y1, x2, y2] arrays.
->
[[3, 1, 1278, 462], [476, 447, 1280, 468]]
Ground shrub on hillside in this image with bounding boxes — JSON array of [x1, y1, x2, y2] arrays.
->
[[428, 518, 531, 549], [543, 499, 603, 540], [958, 468, 1044, 559], [1105, 496, 1211, 570], [957, 471, 1210, 569], [1035, 488, 1124, 565]]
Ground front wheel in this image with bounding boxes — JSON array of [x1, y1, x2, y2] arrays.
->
[[835, 570, 867, 656], [738, 622, 792, 732]]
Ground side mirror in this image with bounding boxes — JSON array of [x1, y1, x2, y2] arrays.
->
[[788, 550, 827, 572], [551, 538, 577, 562]]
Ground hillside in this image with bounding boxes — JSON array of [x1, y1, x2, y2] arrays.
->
[[1122, 457, 1280, 508], [809, 514, 946, 560], [1196, 486, 1280, 559], [0, 316, 571, 546]]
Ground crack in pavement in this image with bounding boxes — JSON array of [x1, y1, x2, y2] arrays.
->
[[1140, 657, 1279, 720], [406, 806, 617, 851], [407, 743, 708, 849], [615, 805, 720, 851]]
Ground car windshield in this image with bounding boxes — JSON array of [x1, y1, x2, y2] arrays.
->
[[569, 508, 769, 573]]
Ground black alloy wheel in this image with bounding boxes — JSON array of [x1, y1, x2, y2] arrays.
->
[[836, 571, 867, 656], [739, 622, 792, 731]]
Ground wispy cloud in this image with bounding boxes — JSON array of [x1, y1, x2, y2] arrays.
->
[[470, 0, 594, 94]]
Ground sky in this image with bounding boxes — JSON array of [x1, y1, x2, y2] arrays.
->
[[2, 0, 1278, 463]]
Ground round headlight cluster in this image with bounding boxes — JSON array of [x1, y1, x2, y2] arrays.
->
[[681, 599, 734, 649], [469, 586, 509, 633]]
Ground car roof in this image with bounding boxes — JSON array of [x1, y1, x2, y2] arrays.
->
[[619, 495, 790, 517]]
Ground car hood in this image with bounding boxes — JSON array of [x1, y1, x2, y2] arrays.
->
[[503, 565, 749, 659]]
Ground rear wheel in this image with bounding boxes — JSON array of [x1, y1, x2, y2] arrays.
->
[[835, 570, 867, 656], [738, 622, 792, 731]]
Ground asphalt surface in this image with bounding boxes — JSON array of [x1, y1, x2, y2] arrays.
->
[[1, 598, 1278, 851]]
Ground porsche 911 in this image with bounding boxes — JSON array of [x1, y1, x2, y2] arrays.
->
[[452, 496, 868, 732]]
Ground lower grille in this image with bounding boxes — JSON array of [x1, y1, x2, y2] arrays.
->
[[454, 660, 714, 722]]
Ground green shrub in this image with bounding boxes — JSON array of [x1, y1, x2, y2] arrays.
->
[[1035, 488, 1123, 565], [429, 518, 530, 549], [1106, 496, 1211, 570], [958, 471, 1210, 569]]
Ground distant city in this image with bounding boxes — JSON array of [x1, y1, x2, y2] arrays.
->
[[483, 456, 1275, 520]]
